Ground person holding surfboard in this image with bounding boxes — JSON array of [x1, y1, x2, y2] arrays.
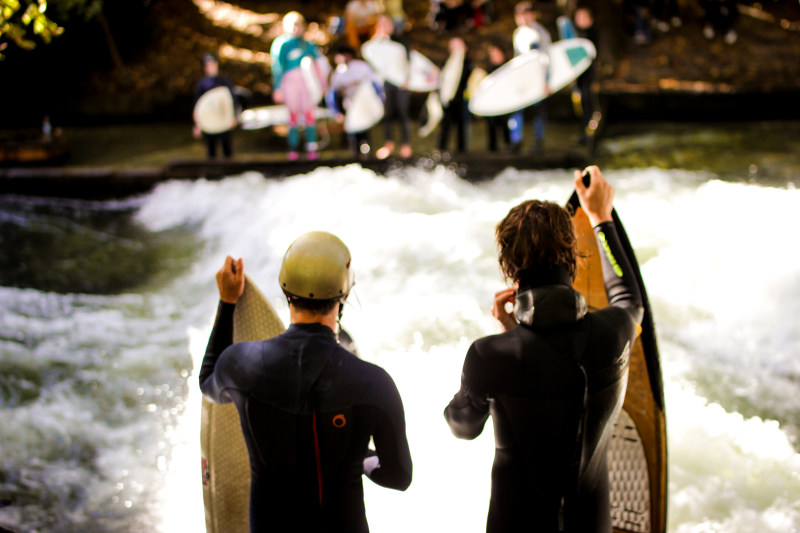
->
[[270, 12, 329, 161], [510, 1, 552, 155], [444, 166, 644, 532], [326, 45, 384, 159], [483, 41, 511, 152], [200, 232, 413, 533], [193, 53, 236, 159], [573, 6, 600, 146], [371, 14, 414, 160], [438, 37, 473, 154]]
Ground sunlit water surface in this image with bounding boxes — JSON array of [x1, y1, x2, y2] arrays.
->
[[1, 158, 800, 532]]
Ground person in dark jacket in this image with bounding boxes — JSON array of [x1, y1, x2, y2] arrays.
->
[[201, 231, 413, 533], [193, 53, 236, 159], [573, 6, 600, 145], [438, 37, 472, 154], [484, 41, 510, 152], [444, 166, 644, 533]]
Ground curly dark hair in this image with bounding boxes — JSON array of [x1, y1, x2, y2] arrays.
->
[[495, 200, 578, 281]]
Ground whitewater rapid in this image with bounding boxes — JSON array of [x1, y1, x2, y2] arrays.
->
[[2, 164, 799, 532]]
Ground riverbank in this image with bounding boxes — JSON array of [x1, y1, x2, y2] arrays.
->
[[0, 119, 591, 199], [1, 0, 799, 199]]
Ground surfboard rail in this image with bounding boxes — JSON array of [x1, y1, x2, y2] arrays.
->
[[201, 275, 286, 533], [567, 191, 668, 533]]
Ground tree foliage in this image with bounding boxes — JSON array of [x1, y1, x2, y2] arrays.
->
[[0, 0, 63, 57], [0, 0, 105, 59]]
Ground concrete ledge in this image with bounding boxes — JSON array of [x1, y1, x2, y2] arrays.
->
[[0, 149, 588, 200]]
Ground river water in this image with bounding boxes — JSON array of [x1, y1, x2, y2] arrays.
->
[[1, 121, 800, 532]]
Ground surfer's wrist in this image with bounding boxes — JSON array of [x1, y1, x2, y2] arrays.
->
[[588, 214, 613, 227], [592, 219, 614, 230]]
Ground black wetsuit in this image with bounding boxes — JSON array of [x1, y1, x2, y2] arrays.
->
[[200, 313, 413, 533], [444, 221, 644, 533]]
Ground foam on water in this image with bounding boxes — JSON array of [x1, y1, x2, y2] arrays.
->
[[2, 164, 800, 532]]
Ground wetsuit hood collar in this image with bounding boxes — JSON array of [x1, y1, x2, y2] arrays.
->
[[514, 285, 587, 328]]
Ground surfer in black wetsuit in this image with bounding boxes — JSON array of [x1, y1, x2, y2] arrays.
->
[[444, 166, 644, 533], [200, 231, 412, 533], [193, 53, 236, 159]]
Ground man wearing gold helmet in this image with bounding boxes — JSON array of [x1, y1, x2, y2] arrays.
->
[[200, 231, 412, 532]]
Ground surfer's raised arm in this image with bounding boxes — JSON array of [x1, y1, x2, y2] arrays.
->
[[200, 233, 413, 531], [574, 166, 644, 326], [198, 256, 245, 400], [444, 167, 651, 532]]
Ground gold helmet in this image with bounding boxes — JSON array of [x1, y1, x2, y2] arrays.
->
[[278, 231, 354, 301]]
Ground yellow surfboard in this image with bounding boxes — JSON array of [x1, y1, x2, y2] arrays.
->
[[569, 194, 668, 533], [200, 275, 285, 533]]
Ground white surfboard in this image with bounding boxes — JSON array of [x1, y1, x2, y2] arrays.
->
[[418, 91, 443, 138], [345, 80, 385, 133], [240, 106, 334, 130], [469, 38, 596, 117], [439, 48, 464, 105], [468, 50, 548, 117], [547, 38, 596, 94], [361, 39, 440, 93], [301, 55, 329, 105], [194, 86, 237, 134], [513, 25, 541, 54], [417, 48, 463, 137]]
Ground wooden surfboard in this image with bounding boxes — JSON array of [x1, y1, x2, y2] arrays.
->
[[200, 275, 285, 533], [567, 192, 668, 533]]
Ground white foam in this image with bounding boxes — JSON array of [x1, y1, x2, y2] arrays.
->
[[4, 165, 800, 531]]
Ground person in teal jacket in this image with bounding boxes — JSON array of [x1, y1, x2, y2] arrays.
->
[[270, 12, 330, 161]]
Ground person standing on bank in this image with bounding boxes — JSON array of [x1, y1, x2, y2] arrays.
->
[[270, 12, 330, 161], [326, 45, 384, 159], [200, 231, 413, 532], [438, 37, 473, 154], [444, 166, 643, 532], [371, 14, 414, 160], [193, 53, 236, 159], [484, 41, 511, 153], [573, 6, 600, 146], [510, 1, 552, 155]]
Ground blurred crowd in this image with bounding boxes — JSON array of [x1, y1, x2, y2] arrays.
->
[[193, 0, 744, 161]]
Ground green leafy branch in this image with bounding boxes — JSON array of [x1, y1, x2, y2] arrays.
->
[[0, 0, 64, 58]]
